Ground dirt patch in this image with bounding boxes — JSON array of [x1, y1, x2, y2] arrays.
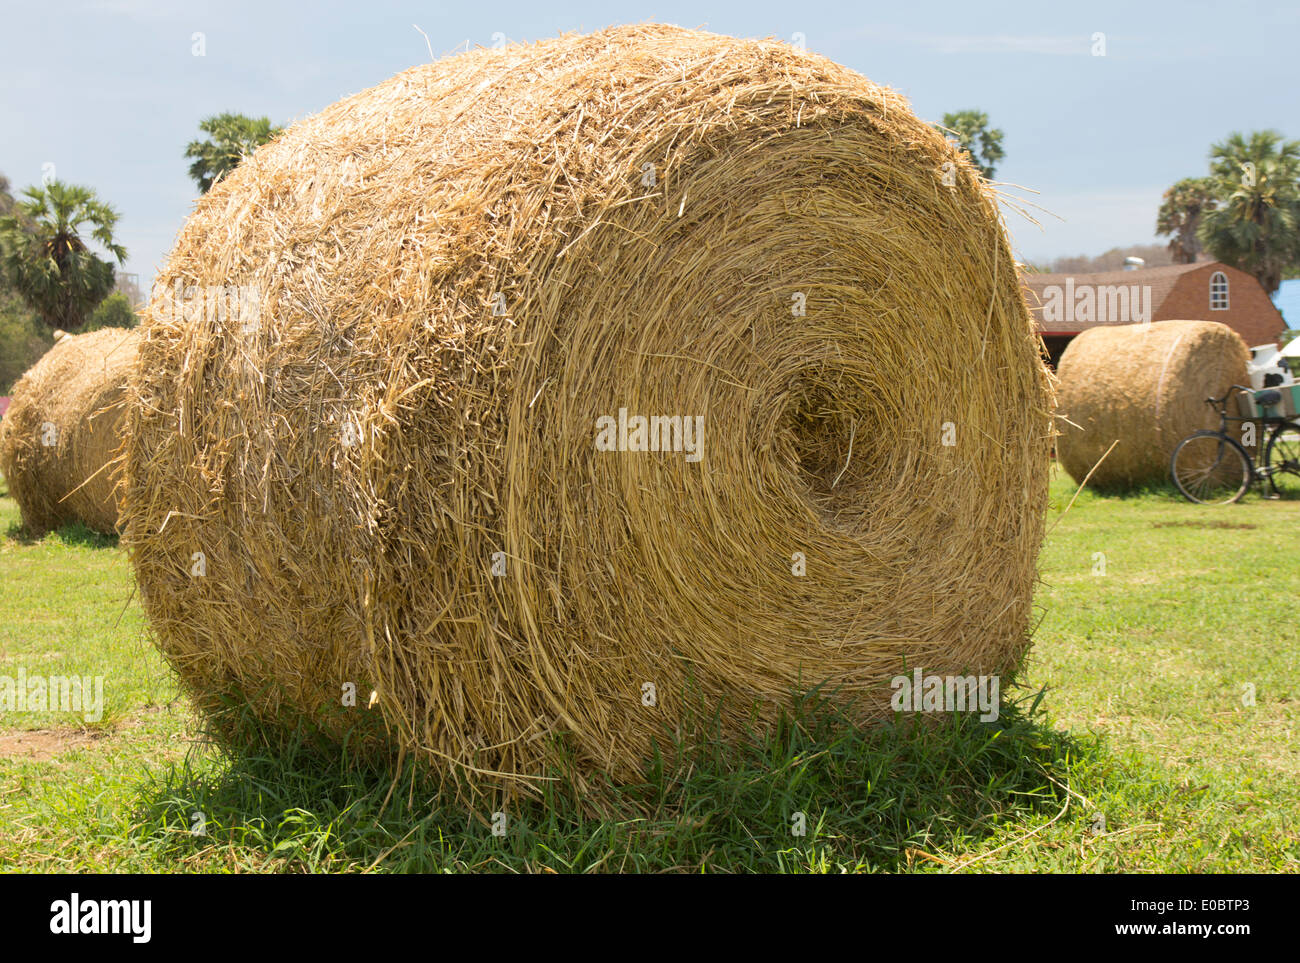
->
[[0, 705, 172, 762], [0, 727, 105, 761], [1152, 520, 1258, 530]]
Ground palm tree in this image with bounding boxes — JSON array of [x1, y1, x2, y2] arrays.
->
[[1156, 177, 1217, 264], [1197, 130, 1300, 295], [0, 181, 127, 332], [185, 113, 283, 192], [0, 172, 19, 218]]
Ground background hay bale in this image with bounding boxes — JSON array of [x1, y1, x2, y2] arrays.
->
[[1055, 320, 1250, 490], [123, 25, 1053, 794], [0, 327, 138, 535]]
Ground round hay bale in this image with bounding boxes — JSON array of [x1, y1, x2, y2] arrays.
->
[[0, 327, 138, 536], [123, 25, 1053, 793], [1055, 320, 1250, 490]]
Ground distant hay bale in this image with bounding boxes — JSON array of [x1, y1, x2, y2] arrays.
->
[[1055, 320, 1250, 489], [0, 328, 138, 535], [122, 24, 1053, 795]]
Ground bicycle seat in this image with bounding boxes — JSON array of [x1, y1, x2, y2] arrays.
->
[[1256, 389, 1282, 407]]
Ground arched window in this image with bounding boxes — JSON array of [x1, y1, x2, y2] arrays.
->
[[1210, 271, 1229, 310]]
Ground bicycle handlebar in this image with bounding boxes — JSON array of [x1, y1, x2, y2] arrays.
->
[[1205, 385, 1255, 406]]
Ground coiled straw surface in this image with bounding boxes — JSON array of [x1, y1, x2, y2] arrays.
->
[[123, 25, 1053, 794]]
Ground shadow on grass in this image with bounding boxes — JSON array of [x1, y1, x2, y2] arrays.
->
[[1055, 480, 1189, 506], [5, 519, 119, 549], [129, 686, 1100, 873], [1061, 480, 1300, 506]]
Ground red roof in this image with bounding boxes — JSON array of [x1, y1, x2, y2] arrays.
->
[[1021, 262, 1206, 333]]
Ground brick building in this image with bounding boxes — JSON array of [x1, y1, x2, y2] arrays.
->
[[1022, 261, 1286, 368]]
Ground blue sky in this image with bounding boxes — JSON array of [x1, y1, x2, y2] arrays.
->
[[2, 0, 1296, 288]]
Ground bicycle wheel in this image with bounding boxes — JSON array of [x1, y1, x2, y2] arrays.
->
[[1264, 420, 1300, 498], [1170, 431, 1252, 504]]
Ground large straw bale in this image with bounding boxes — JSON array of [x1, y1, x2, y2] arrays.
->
[[0, 327, 138, 535], [1055, 320, 1250, 489], [122, 25, 1053, 794]]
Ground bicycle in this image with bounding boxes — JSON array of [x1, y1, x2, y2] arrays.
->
[[1169, 384, 1300, 504]]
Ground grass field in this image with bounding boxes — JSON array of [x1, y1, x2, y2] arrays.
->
[[1, 467, 1297, 873]]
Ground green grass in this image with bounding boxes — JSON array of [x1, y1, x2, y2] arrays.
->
[[0, 467, 1296, 872]]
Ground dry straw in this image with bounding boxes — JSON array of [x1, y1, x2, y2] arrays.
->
[[1055, 320, 1250, 490], [0, 327, 139, 535], [122, 24, 1053, 797]]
